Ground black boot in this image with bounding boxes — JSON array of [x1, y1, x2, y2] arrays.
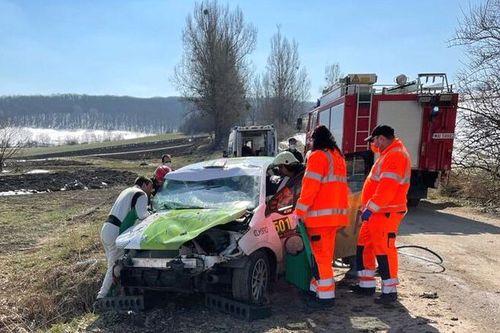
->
[[350, 285, 375, 296], [306, 297, 335, 309], [374, 292, 397, 304], [300, 290, 317, 302]]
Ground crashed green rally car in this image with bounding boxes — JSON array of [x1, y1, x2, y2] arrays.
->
[[116, 157, 359, 304]]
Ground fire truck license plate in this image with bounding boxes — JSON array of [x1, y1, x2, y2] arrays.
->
[[432, 133, 454, 139]]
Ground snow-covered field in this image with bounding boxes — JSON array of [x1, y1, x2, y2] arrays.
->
[[12, 127, 155, 146]]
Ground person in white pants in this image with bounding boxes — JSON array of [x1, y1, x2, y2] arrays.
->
[[97, 176, 152, 299]]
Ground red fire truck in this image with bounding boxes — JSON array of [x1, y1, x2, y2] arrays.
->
[[300, 73, 458, 206]]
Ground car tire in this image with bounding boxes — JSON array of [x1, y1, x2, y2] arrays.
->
[[232, 250, 270, 304]]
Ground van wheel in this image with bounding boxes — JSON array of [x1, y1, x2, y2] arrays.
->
[[232, 250, 270, 304]]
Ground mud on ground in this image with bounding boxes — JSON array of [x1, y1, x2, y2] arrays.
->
[[0, 166, 137, 193]]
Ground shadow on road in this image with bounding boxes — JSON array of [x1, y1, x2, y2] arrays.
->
[[400, 201, 500, 236]]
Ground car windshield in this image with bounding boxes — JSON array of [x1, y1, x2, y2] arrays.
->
[[152, 175, 260, 211]]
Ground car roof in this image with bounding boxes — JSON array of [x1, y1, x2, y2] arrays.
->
[[166, 157, 274, 182]]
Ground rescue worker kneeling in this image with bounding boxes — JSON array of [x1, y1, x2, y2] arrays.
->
[[294, 125, 349, 308]]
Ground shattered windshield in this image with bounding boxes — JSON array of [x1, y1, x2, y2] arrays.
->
[[152, 175, 260, 211]]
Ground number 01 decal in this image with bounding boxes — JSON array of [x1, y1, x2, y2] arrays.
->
[[273, 217, 293, 237]]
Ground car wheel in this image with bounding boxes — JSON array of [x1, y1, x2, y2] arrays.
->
[[232, 250, 270, 304]]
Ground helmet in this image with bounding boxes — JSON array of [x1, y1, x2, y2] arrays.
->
[[272, 151, 299, 166]]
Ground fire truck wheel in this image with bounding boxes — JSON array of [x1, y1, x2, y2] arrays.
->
[[407, 198, 421, 207]]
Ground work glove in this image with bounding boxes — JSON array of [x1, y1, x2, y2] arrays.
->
[[361, 208, 373, 222], [270, 175, 281, 184]]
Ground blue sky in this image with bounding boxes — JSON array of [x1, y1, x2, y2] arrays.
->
[[0, 0, 478, 98]]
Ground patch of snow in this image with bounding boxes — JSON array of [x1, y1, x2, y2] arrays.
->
[[12, 127, 156, 146], [0, 189, 37, 196], [26, 169, 50, 174]]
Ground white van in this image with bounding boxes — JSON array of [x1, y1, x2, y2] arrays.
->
[[226, 125, 278, 157]]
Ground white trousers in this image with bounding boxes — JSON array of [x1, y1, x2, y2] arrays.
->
[[97, 223, 123, 299]]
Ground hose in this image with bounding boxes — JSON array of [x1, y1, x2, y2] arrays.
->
[[334, 244, 445, 278], [397, 245, 445, 273]]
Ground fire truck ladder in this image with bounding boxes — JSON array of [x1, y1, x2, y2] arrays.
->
[[354, 87, 373, 152]]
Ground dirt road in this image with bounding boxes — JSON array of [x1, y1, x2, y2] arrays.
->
[[84, 200, 499, 333], [397, 201, 500, 332]]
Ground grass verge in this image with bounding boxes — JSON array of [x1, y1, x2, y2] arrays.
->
[[0, 188, 118, 332], [0, 144, 222, 331], [438, 168, 500, 212], [17, 132, 186, 157]]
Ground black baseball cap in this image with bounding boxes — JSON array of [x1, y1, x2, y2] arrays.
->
[[364, 125, 395, 142]]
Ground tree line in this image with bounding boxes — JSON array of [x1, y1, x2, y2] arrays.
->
[[0, 94, 189, 133]]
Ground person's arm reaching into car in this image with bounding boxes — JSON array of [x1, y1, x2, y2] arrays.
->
[[135, 193, 151, 220]]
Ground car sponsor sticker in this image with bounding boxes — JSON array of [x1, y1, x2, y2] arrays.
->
[[273, 217, 294, 237], [432, 133, 454, 140], [253, 226, 268, 237]]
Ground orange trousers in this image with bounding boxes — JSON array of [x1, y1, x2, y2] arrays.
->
[[356, 212, 405, 293], [307, 226, 338, 299]]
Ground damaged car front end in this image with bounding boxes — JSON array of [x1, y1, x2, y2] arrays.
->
[[115, 157, 285, 304]]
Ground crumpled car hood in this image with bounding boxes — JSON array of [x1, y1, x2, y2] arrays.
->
[[116, 202, 248, 250]]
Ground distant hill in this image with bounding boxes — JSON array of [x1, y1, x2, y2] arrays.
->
[[0, 94, 191, 133]]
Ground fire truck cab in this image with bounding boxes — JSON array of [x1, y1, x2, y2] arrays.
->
[[301, 73, 458, 206]]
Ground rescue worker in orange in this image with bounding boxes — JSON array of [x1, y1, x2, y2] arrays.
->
[[351, 125, 411, 304], [294, 125, 349, 308]]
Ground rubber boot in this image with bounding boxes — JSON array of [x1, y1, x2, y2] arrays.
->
[[350, 285, 375, 296], [374, 292, 397, 304]]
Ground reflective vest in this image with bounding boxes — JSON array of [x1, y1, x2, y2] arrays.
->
[[294, 148, 349, 228], [361, 138, 411, 213]]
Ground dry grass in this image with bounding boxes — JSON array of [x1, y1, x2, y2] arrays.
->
[[0, 221, 105, 332], [439, 168, 500, 211], [17, 132, 186, 157], [0, 188, 118, 332], [0, 143, 224, 332]]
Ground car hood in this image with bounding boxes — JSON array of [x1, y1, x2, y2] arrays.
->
[[116, 202, 249, 250]]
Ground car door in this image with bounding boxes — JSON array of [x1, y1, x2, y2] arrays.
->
[[264, 172, 304, 245]]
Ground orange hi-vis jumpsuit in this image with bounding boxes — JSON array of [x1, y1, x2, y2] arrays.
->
[[357, 138, 411, 294], [294, 148, 349, 299]]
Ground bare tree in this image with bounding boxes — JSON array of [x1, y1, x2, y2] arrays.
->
[[322, 63, 343, 94], [174, 1, 256, 145], [450, 0, 500, 177], [0, 120, 29, 172], [262, 27, 310, 132], [247, 74, 266, 125]]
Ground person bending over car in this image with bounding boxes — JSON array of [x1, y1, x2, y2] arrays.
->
[[96, 176, 153, 299], [267, 151, 305, 210]]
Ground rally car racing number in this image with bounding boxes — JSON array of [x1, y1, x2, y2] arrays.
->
[[273, 217, 293, 237]]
